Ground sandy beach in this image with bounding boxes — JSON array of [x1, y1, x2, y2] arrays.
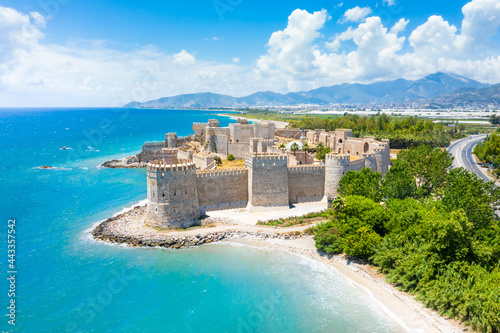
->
[[92, 202, 466, 333], [219, 113, 289, 129]]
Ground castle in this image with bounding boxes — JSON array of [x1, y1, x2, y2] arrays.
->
[[144, 119, 390, 229]]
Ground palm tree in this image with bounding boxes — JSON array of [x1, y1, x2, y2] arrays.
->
[[302, 142, 310, 152], [290, 142, 300, 152], [331, 195, 346, 215], [278, 143, 286, 150]]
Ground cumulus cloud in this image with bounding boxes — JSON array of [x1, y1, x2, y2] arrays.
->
[[173, 50, 196, 66], [341, 6, 372, 23], [255, 9, 328, 90], [256, 0, 500, 89], [2, 0, 500, 107]]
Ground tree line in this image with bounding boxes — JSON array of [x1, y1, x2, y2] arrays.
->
[[474, 131, 500, 178], [288, 114, 464, 148], [309, 145, 500, 332]]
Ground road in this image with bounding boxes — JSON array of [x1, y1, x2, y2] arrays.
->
[[447, 134, 496, 183]]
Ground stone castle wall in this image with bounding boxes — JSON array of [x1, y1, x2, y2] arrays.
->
[[348, 157, 366, 172], [196, 168, 248, 214], [137, 141, 165, 162], [246, 154, 289, 210], [288, 165, 325, 203], [228, 142, 251, 158]]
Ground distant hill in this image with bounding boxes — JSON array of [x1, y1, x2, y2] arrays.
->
[[125, 73, 490, 108], [430, 83, 500, 108]]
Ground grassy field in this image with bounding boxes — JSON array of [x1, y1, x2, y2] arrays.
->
[[217, 159, 246, 169]]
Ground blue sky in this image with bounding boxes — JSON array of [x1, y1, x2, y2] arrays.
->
[[0, 0, 499, 106]]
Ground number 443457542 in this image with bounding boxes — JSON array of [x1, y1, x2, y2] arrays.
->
[[8, 219, 15, 270]]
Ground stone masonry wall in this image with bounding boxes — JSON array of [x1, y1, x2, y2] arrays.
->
[[137, 142, 165, 162], [227, 142, 250, 158], [246, 154, 289, 209], [288, 166, 325, 203], [196, 168, 248, 214]]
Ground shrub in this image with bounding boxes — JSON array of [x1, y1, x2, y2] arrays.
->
[[343, 226, 382, 260], [227, 154, 235, 161]]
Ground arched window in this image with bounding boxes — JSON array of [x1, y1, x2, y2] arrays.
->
[[338, 138, 343, 143], [364, 142, 369, 153]]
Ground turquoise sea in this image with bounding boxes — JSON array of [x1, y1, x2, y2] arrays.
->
[[0, 108, 404, 332]]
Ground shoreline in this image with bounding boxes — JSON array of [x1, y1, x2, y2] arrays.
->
[[91, 203, 465, 333], [217, 113, 289, 129]]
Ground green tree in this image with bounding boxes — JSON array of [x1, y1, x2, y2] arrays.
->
[[338, 168, 383, 202], [302, 142, 310, 152], [227, 154, 235, 161], [397, 145, 453, 197], [442, 168, 499, 230], [382, 160, 417, 199], [214, 155, 222, 165], [290, 142, 299, 152]]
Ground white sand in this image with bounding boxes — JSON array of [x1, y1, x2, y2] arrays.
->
[[218, 114, 289, 129]]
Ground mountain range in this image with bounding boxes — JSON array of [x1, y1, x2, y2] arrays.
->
[[125, 72, 492, 109]]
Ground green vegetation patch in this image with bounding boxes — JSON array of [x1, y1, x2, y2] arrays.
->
[[257, 210, 334, 227]]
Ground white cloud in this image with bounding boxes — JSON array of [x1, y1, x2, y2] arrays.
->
[[383, 0, 396, 6], [461, 0, 500, 53], [173, 50, 196, 66], [2, 0, 500, 107], [341, 6, 372, 23], [255, 9, 328, 90]]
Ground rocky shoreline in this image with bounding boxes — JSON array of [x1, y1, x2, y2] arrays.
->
[[91, 205, 305, 249], [100, 156, 147, 169]]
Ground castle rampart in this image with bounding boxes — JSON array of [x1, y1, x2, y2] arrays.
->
[[196, 168, 248, 214], [288, 165, 325, 203]]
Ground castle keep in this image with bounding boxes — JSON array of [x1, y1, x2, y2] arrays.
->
[[145, 122, 390, 229]]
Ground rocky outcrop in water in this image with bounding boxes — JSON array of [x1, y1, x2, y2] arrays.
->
[[91, 206, 304, 249], [101, 156, 147, 169]]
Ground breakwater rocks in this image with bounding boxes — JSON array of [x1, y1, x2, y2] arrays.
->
[[101, 156, 147, 169], [91, 206, 305, 249]]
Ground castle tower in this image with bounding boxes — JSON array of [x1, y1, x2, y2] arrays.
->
[[146, 151, 200, 229], [245, 153, 289, 211], [362, 152, 377, 172], [324, 154, 350, 205], [165, 132, 177, 148], [206, 128, 217, 153], [374, 148, 386, 176]]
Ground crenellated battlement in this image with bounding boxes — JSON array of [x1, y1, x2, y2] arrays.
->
[[248, 153, 287, 161], [143, 141, 165, 146], [325, 154, 350, 161], [147, 160, 196, 172], [162, 148, 178, 154], [288, 165, 325, 171], [196, 168, 248, 178], [362, 152, 375, 158], [250, 138, 274, 144]]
